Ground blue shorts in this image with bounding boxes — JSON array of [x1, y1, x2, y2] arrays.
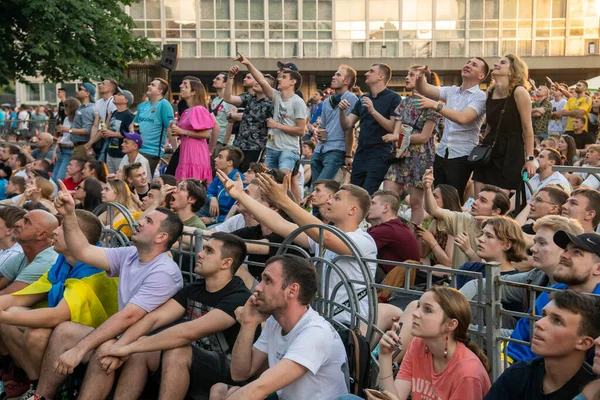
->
[[265, 149, 300, 171]]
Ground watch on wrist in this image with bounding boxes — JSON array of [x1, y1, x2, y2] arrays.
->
[[436, 103, 444, 112], [69, 128, 73, 134], [526, 155, 535, 161]]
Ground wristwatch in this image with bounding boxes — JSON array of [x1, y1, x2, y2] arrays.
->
[[436, 103, 444, 112], [526, 155, 535, 161], [69, 128, 73, 134]]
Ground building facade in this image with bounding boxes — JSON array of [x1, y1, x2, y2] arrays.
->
[[16, 0, 600, 104]]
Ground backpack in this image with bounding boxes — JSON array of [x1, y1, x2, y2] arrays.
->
[[339, 327, 371, 398]]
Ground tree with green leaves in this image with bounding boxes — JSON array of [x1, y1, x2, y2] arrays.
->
[[0, 0, 161, 85]]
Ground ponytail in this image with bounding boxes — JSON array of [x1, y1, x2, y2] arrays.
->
[[457, 336, 491, 373]]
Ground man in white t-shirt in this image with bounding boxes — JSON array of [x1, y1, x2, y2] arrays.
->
[[233, 53, 306, 174], [86, 78, 118, 160], [526, 148, 571, 201], [215, 170, 378, 325], [212, 255, 348, 400]]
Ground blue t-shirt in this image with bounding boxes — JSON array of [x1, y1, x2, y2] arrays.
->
[[351, 88, 401, 156], [456, 261, 520, 289], [315, 91, 359, 154], [507, 282, 600, 362], [133, 99, 174, 157]]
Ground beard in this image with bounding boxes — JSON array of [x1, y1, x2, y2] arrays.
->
[[553, 265, 588, 287]]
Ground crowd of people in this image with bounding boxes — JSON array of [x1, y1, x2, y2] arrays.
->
[[0, 52, 598, 400]]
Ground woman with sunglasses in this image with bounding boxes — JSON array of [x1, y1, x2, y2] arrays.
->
[[74, 178, 103, 213], [169, 78, 216, 182]]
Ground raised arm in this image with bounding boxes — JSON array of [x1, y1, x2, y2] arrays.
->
[[338, 99, 360, 131], [361, 97, 396, 133], [223, 66, 244, 106], [216, 170, 310, 248], [413, 93, 481, 126], [415, 67, 441, 101], [422, 168, 446, 220], [234, 53, 274, 101], [55, 180, 110, 271]]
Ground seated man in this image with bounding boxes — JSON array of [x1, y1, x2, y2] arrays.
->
[[216, 170, 377, 325], [524, 148, 571, 202], [515, 185, 569, 228], [561, 188, 600, 233], [210, 255, 348, 400], [0, 209, 58, 295], [506, 229, 600, 364], [169, 179, 206, 229], [124, 162, 150, 201], [0, 210, 118, 397], [78, 233, 254, 400], [29, 180, 184, 400], [201, 146, 244, 226], [308, 179, 340, 223], [0, 206, 25, 269], [485, 290, 599, 399]]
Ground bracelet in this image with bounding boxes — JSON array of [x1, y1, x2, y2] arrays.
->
[[379, 374, 393, 380], [345, 155, 352, 158]]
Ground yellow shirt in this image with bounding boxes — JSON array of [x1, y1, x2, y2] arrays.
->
[[565, 96, 592, 131]]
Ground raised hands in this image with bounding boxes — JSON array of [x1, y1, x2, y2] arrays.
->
[[216, 170, 245, 199], [229, 65, 240, 77], [256, 173, 290, 207], [411, 93, 438, 110], [422, 168, 434, 190], [55, 179, 76, 216], [233, 52, 250, 65]]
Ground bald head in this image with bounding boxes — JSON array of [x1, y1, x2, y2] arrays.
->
[[37, 132, 54, 147], [32, 209, 59, 232], [14, 209, 58, 245]]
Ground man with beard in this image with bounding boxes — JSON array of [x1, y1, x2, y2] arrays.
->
[[506, 229, 600, 364], [525, 149, 571, 202], [210, 255, 348, 400], [311, 65, 358, 181]]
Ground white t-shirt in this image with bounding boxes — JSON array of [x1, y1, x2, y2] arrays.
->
[[307, 229, 377, 324], [214, 213, 246, 233], [119, 153, 152, 184], [95, 97, 117, 123], [548, 98, 568, 133], [526, 171, 571, 201], [267, 89, 306, 152], [253, 307, 348, 400], [18, 110, 29, 129]]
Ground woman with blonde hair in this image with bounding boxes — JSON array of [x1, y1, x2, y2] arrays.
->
[[362, 287, 491, 400], [383, 66, 442, 225], [472, 54, 535, 195], [16, 176, 57, 214], [99, 179, 142, 236], [455, 216, 526, 289], [169, 78, 216, 181]]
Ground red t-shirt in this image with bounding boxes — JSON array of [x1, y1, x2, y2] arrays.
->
[[397, 338, 491, 400], [367, 218, 420, 273], [62, 176, 83, 192]]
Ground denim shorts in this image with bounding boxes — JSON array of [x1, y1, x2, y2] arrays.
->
[[265, 149, 300, 171]]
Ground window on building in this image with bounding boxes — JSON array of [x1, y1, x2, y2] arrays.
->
[[199, 0, 230, 57], [131, 0, 162, 39]]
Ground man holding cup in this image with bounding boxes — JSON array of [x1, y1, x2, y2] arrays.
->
[[311, 65, 359, 182]]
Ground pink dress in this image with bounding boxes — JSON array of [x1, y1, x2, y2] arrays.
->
[[175, 105, 214, 182]]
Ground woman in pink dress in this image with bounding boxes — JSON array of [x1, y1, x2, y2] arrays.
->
[[170, 79, 215, 182]]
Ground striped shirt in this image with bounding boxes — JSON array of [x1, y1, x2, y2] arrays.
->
[[436, 85, 487, 159]]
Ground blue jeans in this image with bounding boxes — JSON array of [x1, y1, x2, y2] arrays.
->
[[311, 150, 345, 182], [265, 149, 299, 171], [52, 147, 72, 183], [350, 152, 388, 195]]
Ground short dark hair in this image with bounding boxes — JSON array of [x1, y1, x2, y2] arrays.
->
[[210, 232, 247, 275], [283, 70, 303, 91], [37, 159, 52, 172], [218, 72, 228, 83], [13, 153, 26, 168], [571, 188, 600, 228], [474, 57, 491, 82], [313, 179, 340, 195], [0, 206, 26, 229], [372, 190, 401, 215], [5, 145, 20, 156], [266, 254, 318, 305], [182, 178, 206, 212], [156, 207, 184, 250], [159, 174, 177, 186], [302, 140, 315, 152], [574, 116, 587, 124], [247, 162, 267, 174], [71, 157, 87, 171], [9, 176, 25, 193], [58, 88, 66, 92], [22, 201, 50, 213], [221, 146, 244, 169], [372, 63, 392, 85], [480, 184, 510, 215], [549, 290, 600, 338], [75, 209, 103, 245], [124, 162, 144, 180], [538, 185, 569, 208]]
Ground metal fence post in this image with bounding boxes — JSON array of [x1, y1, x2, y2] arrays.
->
[[485, 261, 502, 380]]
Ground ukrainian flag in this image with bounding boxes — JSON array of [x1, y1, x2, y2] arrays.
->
[[12, 255, 119, 328]]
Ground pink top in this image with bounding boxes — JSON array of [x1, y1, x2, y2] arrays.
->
[[178, 105, 215, 131], [397, 338, 491, 400]]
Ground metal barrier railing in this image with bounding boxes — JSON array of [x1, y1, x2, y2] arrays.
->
[[553, 165, 600, 184]]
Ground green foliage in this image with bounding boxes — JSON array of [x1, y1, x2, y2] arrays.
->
[[0, 0, 161, 85]]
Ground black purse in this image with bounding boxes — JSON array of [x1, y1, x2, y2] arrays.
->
[[468, 93, 510, 165]]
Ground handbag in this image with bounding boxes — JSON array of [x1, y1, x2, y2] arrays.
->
[[387, 108, 424, 165], [468, 92, 510, 165]]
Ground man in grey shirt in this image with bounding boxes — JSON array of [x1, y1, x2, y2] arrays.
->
[[415, 58, 489, 199]]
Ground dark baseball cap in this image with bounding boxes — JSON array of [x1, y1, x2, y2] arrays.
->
[[553, 230, 600, 258], [277, 61, 299, 72], [115, 87, 134, 105]]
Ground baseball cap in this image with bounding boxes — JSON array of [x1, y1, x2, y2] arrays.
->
[[277, 61, 299, 72], [80, 82, 96, 100], [553, 230, 600, 258], [123, 132, 143, 149], [115, 87, 134, 105]]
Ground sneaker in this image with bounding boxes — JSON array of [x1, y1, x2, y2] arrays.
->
[[19, 384, 35, 400], [5, 379, 30, 398]]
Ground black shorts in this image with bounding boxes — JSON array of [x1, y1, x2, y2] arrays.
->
[[152, 346, 233, 400]]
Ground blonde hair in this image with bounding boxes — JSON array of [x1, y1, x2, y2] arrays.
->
[[339, 184, 371, 221], [481, 216, 528, 262], [107, 179, 137, 212], [34, 177, 54, 201], [533, 215, 584, 237], [490, 53, 530, 94], [427, 286, 491, 372]]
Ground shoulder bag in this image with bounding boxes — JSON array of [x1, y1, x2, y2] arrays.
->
[[468, 92, 510, 166]]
